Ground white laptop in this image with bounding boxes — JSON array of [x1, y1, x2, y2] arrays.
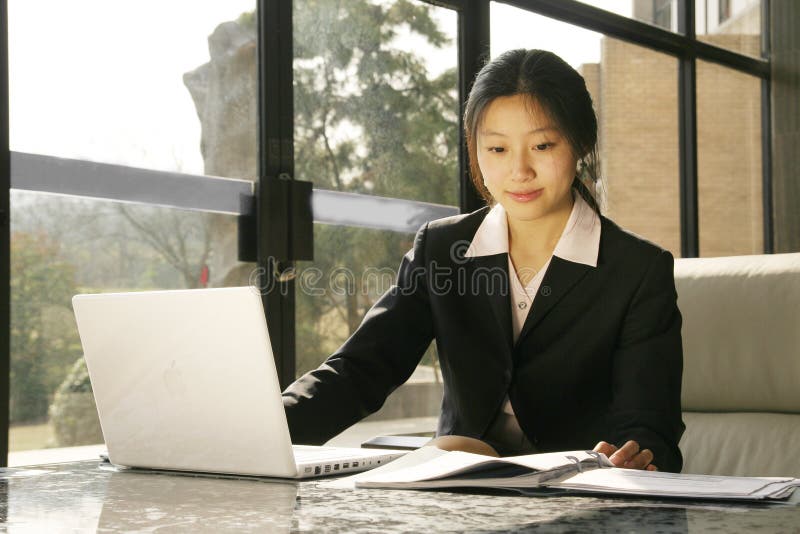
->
[[72, 286, 406, 479]]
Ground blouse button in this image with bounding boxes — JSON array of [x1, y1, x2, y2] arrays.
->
[[517, 302, 527, 309]]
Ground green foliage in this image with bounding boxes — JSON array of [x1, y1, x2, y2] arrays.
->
[[293, 0, 458, 203], [53, 356, 93, 394], [10, 231, 83, 423], [49, 357, 103, 447], [237, 10, 256, 31]]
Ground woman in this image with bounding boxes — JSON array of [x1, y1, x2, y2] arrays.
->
[[283, 49, 685, 472]]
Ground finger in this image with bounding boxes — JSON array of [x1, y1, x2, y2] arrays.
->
[[647, 464, 659, 471], [624, 449, 654, 470], [593, 441, 617, 457], [609, 440, 640, 467], [623, 449, 653, 470]]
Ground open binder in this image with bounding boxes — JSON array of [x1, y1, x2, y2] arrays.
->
[[328, 447, 800, 502]]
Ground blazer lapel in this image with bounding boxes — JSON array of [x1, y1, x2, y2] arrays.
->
[[516, 257, 591, 346], [469, 254, 514, 358]]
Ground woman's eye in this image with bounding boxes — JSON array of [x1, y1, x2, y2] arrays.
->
[[488, 147, 505, 153], [534, 143, 552, 151]]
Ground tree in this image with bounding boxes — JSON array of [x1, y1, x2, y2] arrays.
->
[[9, 231, 82, 423], [116, 204, 214, 290], [290, 0, 458, 374]]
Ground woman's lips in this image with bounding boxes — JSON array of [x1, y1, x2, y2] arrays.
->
[[506, 189, 543, 202]]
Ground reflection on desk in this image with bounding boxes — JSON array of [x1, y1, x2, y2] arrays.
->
[[99, 468, 298, 531], [1, 460, 798, 533]]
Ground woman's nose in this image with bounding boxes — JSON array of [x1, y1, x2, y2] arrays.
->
[[512, 152, 535, 180]]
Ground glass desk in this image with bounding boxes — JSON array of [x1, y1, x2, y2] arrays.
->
[[1, 460, 798, 532]]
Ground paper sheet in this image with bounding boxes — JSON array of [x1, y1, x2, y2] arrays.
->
[[555, 468, 800, 499]]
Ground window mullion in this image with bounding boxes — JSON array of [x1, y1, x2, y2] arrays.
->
[[1, 0, 11, 468], [458, 0, 490, 214], [257, 0, 296, 388]]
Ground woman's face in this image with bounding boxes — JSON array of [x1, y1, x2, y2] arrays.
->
[[476, 94, 577, 226]]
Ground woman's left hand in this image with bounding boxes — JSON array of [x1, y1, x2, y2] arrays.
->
[[594, 440, 658, 471]]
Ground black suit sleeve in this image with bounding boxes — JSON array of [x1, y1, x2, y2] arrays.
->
[[282, 223, 435, 444], [605, 250, 685, 472]]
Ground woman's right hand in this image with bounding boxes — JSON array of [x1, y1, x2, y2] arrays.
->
[[594, 440, 658, 471]]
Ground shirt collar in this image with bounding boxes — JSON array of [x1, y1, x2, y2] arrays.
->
[[464, 193, 601, 267]]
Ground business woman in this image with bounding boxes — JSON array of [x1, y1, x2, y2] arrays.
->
[[283, 49, 685, 473]]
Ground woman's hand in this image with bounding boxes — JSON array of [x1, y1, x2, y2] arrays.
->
[[594, 440, 658, 471]]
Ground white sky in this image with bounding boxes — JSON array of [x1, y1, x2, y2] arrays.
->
[[8, 0, 634, 176], [490, 1, 631, 66], [9, 0, 255, 175]]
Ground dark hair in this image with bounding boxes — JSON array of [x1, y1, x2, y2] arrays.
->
[[464, 49, 601, 214]]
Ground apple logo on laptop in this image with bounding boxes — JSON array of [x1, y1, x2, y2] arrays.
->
[[163, 359, 187, 397]]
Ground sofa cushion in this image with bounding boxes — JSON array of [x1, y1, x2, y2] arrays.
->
[[680, 412, 800, 476], [675, 253, 800, 412]]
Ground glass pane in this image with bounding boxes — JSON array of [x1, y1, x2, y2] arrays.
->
[[295, 224, 442, 422], [491, 3, 681, 256], [575, 0, 682, 33], [293, 0, 459, 205], [697, 62, 763, 256], [9, 191, 256, 454], [8, 0, 257, 178], [696, 0, 762, 58]]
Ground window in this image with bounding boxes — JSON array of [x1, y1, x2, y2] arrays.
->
[[293, 0, 458, 422], [293, 0, 459, 205], [8, 0, 257, 456], [697, 61, 762, 256], [654, 0, 674, 30], [697, 0, 762, 58], [719, 0, 732, 23], [575, 0, 680, 33]]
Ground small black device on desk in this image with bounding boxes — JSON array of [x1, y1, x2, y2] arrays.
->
[[361, 432, 434, 451]]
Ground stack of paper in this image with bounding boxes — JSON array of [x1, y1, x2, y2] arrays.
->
[[327, 446, 800, 502], [550, 468, 800, 501]]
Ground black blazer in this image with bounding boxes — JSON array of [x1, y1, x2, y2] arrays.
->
[[283, 206, 685, 472]]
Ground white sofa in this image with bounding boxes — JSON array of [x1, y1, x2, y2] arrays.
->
[[675, 252, 800, 476]]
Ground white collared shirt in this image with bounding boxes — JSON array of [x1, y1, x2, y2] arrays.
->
[[463, 192, 602, 427]]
